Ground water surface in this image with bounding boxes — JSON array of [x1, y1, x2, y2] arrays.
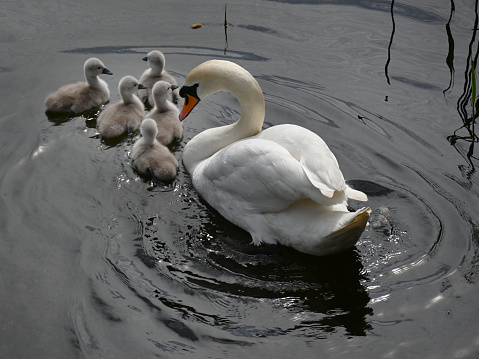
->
[[1, 0, 479, 358]]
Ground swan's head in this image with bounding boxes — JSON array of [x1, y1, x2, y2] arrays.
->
[[142, 50, 166, 72], [140, 118, 158, 143], [179, 60, 261, 121], [152, 80, 178, 104], [118, 76, 147, 99], [84, 57, 112, 77]]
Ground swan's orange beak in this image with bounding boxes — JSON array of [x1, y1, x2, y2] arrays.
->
[[179, 84, 201, 121], [179, 94, 200, 121]]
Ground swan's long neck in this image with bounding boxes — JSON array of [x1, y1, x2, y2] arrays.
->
[[183, 66, 265, 172]]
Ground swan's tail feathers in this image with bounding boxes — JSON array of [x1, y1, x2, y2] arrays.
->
[[345, 186, 368, 201], [322, 207, 371, 253], [327, 207, 371, 240]]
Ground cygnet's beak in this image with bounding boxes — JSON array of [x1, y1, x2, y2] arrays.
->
[[138, 84, 147, 90], [142, 56, 148, 62], [102, 68, 113, 75], [171, 85, 179, 91]]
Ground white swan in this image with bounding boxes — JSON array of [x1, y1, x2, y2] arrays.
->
[[138, 50, 179, 105], [131, 118, 178, 183], [179, 60, 370, 256], [45, 57, 112, 115], [97, 76, 146, 139], [147, 81, 183, 146]]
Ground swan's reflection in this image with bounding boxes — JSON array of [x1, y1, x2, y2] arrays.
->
[[174, 200, 374, 337]]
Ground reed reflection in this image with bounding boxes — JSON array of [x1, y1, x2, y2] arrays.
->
[[385, 0, 395, 85], [443, 0, 455, 95], [447, 0, 479, 169]]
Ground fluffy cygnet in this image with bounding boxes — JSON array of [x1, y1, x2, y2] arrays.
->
[[147, 81, 183, 146], [131, 118, 178, 183], [97, 76, 146, 139], [45, 57, 113, 115], [138, 50, 179, 105]]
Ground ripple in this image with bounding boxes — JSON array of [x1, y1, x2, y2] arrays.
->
[[63, 45, 269, 62], [263, 0, 446, 23]]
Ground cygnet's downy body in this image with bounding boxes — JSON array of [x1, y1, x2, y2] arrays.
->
[[97, 76, 146, 139], [45, 57, 112, 115], [131, 118, 178, 183], [147, 81, 183, 146], [138, 50, 179, 105]]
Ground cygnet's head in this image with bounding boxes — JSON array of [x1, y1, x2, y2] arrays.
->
[[143, 50, 166, 72], [84, 57, 113, 77], [152, 81, 178, 104], [140, 118, 158, 144], [118, 76, 147, 100]]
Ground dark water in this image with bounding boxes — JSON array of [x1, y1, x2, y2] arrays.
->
[[1, 0, 479, 357]]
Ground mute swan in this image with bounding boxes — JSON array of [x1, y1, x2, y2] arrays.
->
[[179, 60, 371, 256], [45, 57, 112, 115], [131, 118, 178, 183], [97, 76, 146, 139], [147, 81, 183, 146], [138, 50, 179, 105]]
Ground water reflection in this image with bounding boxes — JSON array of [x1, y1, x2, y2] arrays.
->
[[447, 0, 479, 167], [443, 0, 455, 95], [46, 105, 105, 126], [385, 0, 395, 85], [224, 3, 228, 55], [143, 197, 374, 337]]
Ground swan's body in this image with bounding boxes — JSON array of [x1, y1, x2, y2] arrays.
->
[[138, 50, 179, 105], [45, 57, 112, 114], [179, 60, 370, 256], [131, 118, 178, 182], [97, 76, 146, 139], [147, 81, 182, 146]]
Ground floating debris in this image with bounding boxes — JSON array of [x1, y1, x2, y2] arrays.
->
[[191, 23, 202, 29]]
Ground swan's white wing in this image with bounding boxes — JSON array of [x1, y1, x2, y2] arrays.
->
[[257, 124, 347, 195], [192, 138, 332, 215]]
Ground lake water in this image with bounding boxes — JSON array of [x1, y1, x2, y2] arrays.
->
[[1, 0, 479, 358]]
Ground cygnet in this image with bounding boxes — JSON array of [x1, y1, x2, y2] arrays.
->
[[97, 76, 146, 139], [138, 50, 179, 105], [45, 57, 113, 115], [131, 118, 178, 183], [147, 81, 183, 146]]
